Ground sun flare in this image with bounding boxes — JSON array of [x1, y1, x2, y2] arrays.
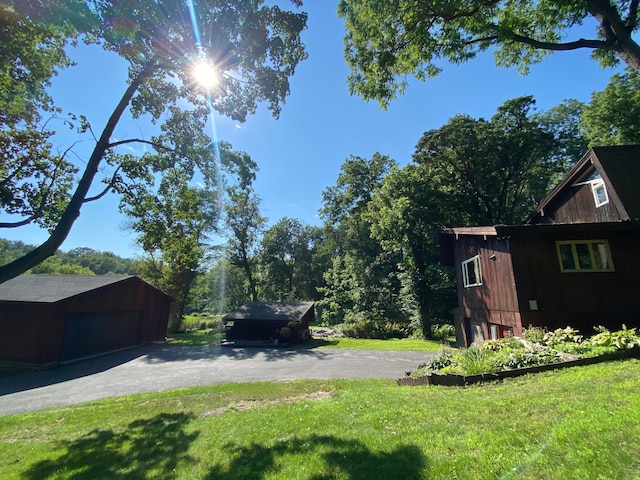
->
[[192, 60, 219, 88]]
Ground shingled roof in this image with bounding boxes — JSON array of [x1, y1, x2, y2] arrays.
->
[[223, 301, 314, 322], [0, 275, 136, 303]]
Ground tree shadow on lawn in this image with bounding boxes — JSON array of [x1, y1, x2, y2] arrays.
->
[[205, 434, 428, 480], [21, 412, 199, 479]]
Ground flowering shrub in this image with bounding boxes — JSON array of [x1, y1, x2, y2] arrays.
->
[[409, 326, 639, 378]]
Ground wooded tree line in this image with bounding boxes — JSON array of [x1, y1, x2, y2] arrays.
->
[[6, 82, 638, 336], [2, 1, 640, 335]]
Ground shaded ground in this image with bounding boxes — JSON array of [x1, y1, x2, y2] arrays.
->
[[0, 344, 436, 416]]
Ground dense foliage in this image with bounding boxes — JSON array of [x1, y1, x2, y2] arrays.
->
[[416, 325, 640, 377], [0, 0, 308, 282], [339, 0, 640, 106], [0, 238, 135, 275]]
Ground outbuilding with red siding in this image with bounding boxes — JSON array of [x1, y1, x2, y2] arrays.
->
[[0, 275, 171, 368]]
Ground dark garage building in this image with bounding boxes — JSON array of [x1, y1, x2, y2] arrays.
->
[[223, 301, 315, 345], [0, 275, 172, 367]]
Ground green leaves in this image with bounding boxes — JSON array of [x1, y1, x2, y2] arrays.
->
[[581, 67, 640, 146], [1, 0, 308, 282], [340, 0, 640, 105]]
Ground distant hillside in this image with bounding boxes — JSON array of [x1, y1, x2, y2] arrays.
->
[[0, 239, 137, 276]]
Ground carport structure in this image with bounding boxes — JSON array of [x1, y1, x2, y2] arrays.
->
[[223, 301, 315, 345], [0, 275, 171, 368]]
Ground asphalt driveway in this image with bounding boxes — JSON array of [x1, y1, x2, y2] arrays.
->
[[0, 344, 437, 416]]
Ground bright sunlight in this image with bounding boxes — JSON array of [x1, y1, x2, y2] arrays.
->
[[192, 59, 219, 88]]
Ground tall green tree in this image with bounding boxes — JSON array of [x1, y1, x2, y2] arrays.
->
[[319, 154, 404, 330], [0, 1, 94, 231], [581, 67, 640, 145], [0, 0, 308, 283], [260, 217, 308, 301], [225, 186, 266, 302], [339, 0, 640, 106], [413, 96, 564, 226], [122, 107, 258, 331], [367, 164, 456, 338], [536, 99, 589, 162]]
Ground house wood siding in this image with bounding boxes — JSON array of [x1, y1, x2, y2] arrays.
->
[[502, 224, 640, 333], [535, 183, 625, 224], [441, 146, 640, 347], [448, 234, 522, 343]]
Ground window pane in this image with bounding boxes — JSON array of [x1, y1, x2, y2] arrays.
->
[[462, 256, 481, 286], [575, 243, 592, 269], [593, 242, 612, 270], [558, 244, 576, 270], [594, 184, 608, 205], [469, 261, 478, 285]]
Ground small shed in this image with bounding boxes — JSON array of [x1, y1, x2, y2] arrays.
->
[[0, 275, 172, 367], [222, 301, 315, 345]]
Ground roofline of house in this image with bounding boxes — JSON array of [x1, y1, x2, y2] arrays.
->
[[525, 146, 632, 223]]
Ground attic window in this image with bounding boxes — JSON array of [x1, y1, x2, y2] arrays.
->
[[462, 255, 482, 287], [573, 167, 609, 207], [591, 180, 609, 207], [556, 240, 614, 272]]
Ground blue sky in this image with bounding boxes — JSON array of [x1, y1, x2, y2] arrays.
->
[[1, 2, 625, 259]]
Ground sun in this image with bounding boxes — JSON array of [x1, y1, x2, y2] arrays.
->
[[192, 59, 219, 88]]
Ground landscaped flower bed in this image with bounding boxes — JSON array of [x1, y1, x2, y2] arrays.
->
[[398, 325, 640, 386]]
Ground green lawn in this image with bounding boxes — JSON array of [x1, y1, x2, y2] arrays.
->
[[167, 329, 446, 351], [1, 359, 639, 479]]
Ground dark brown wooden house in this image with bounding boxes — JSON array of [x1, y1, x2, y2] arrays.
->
[[440, 145, 640, 346], [0, 275, 172, 367], [223, 301, 315, 345]]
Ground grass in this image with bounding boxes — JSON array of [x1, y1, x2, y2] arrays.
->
[[1, 359, 639, 479], [167, 329, 446, 351], [304, 336, 446, 351], [166, 330, 225, 346]]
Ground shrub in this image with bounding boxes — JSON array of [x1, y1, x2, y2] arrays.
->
[[431, 324, 456, 342], [480, 336, 525, 352], [427, 351, 454, 371], [589, 325, 640, 350], [522, 325, 547, 343], [454, 347, 499, 375], [542, 327, 583, 347], [494, 346, 562, 370], [341, 320, 411, 339]]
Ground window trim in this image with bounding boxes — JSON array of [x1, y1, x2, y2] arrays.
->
[[556, 240, 614, 273], [572, 167, 609, 208], [462, 255, 482, 287], [591, 179, 609, 207]]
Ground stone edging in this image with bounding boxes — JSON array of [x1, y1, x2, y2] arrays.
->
[[396, 347, 640, 387]]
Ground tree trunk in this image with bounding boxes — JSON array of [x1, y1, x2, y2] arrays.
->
[[0, 67, 154, 284], [587, 0, 640, 71], [420, 302, 433, 339]]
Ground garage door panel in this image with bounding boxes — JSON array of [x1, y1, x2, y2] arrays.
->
[[61, 311, 142, 361]]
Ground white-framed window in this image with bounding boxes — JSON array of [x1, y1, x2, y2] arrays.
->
[[591, 180, 609, 207], [573, 167, 609, 208], [462, 255, 482, 287], [556, 240, 614, 272]]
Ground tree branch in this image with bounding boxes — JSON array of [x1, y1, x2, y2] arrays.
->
[[507, 32, 612, 52], [0, 64, 157, 283], [107, 138, 172, 152], [83, 165, 122, 203], [627, 0, 639, 31]]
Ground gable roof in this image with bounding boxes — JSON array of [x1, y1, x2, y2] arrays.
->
[[527, 145, 640, 223], [223, 301, 315, 322], [0, 275, 137, 303]]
